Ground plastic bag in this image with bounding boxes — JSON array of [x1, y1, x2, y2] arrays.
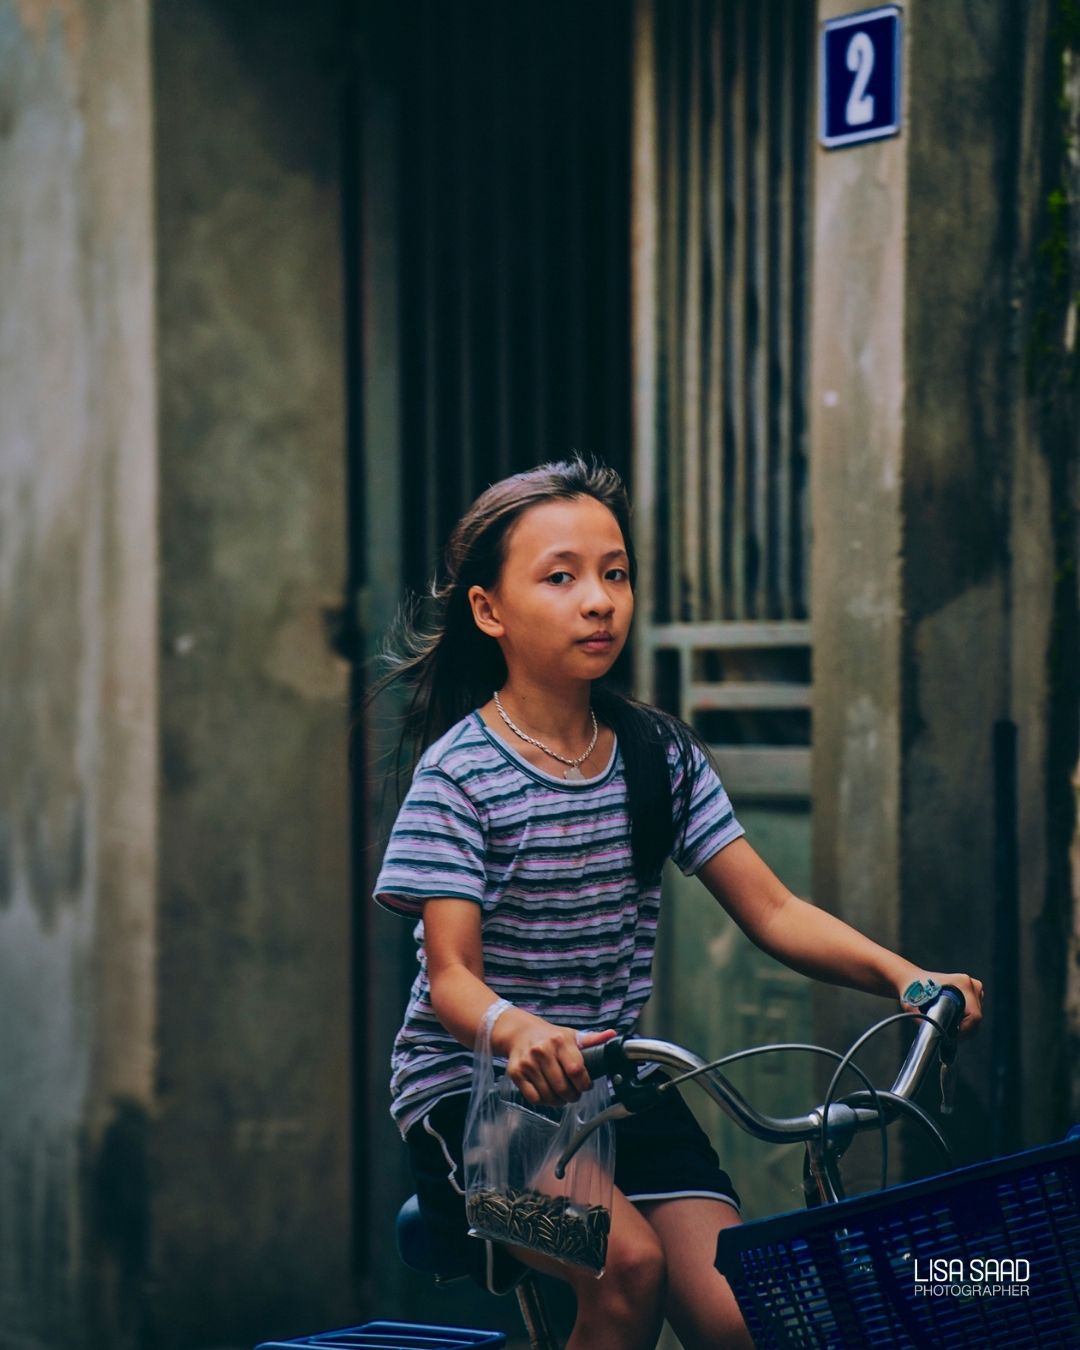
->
[[463, 999, 615, 1276]]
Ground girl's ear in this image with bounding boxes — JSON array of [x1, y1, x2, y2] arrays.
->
[[467, 584, 505, 638]]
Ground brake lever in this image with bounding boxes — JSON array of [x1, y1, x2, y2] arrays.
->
[[581, 1036, 664, 1113], [553, 1099, 633, 1178], [554, 1041, 666, 1178]]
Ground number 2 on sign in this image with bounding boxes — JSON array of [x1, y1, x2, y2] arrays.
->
[[845, 31, 875, 127]]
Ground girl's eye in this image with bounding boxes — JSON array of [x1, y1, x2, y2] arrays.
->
[[606, 568, 629, 582], [546, 571, 574, 585]]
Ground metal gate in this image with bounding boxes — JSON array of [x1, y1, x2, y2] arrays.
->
[[631, 0, 816, 1222]]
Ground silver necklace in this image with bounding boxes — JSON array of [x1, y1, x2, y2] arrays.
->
[[493, 690, 599, 781]]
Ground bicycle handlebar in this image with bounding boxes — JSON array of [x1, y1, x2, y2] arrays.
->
[[561, 987, 965, 1177]]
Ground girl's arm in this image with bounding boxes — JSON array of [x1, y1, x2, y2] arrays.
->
[[422, 897, 614, 1104], [696, 838, 985, 1036]]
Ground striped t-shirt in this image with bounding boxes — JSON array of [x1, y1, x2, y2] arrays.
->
[[375, 709, 744, 1135]]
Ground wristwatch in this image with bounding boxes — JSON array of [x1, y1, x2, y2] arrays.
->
[[902, 977, 942, 1007]]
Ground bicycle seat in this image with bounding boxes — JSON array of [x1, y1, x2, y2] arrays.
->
[[396, 1195, 472, 1279], [397, 1194, 530, 1297]]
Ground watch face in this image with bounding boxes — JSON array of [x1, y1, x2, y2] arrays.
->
[[904, 979, 941, 1006]]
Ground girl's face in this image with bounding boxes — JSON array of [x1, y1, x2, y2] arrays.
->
[[468, 495, 633, 685]]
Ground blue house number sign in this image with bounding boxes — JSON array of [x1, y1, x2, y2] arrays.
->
[[820, 6, 902, 149]]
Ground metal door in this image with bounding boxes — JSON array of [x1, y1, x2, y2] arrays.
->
[[349, 0, 634, 1318]]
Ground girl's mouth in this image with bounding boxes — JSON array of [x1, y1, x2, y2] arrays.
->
[[577, 633, 614, 652]]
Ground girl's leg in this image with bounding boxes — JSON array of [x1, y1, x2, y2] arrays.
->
[[636, 1198, 753, 1350], [510, 1187, 667, 1350]]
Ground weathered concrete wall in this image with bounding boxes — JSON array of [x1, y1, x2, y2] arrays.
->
[[0, 1, 158, 1345], [900, 0, 1031, 1157], [1029, 15, 1080, 1136], [813, 0, 1073, 1166], [1064, 38, 1080, 1132], [151, 0, 354, 1344]]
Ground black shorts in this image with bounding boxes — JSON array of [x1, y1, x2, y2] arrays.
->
[[403, 1079, 740, 1292]]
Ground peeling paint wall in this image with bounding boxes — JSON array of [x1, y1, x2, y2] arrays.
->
[[2, 0, 354, 1342], [0, 0, 157, 1344]]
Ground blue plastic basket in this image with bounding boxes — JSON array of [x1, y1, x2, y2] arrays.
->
[[715, 1133, 1080, 1349], [254, 1322, 507, 1349]]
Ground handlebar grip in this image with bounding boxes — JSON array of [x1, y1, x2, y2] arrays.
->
[[932, 985, 966, 1034], [580, 1036, 624, 1082]]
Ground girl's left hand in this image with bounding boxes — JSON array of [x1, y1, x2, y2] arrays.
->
[[900, 971, 985, 1038]]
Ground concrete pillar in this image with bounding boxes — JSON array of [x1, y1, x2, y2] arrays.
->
[[151, 1, 354, 1343], [812, 0, 1070, 1170], [810, 1, 907, 1117], [0, 1, 158, 1345]]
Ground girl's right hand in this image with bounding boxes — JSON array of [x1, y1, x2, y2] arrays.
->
[[491, 1007, 616, 1106]]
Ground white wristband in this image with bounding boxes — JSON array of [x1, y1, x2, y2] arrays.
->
[[475, 997, 514, 1050]]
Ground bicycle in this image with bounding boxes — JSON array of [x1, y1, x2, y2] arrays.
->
[[261, 988, 1079, 1348]]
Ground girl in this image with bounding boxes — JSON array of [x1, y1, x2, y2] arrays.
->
[[372, 456, 983, 1350]]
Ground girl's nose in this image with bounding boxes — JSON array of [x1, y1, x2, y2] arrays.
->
[[582, 584, 615, 618]]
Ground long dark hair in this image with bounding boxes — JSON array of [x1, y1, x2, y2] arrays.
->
[[368, 455, 708, 883]]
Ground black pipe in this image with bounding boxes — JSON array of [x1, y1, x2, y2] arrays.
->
[[991, 718, 1022, 1156]]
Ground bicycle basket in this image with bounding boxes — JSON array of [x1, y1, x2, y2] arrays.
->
[[715, 1132, 1080, 1350]]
